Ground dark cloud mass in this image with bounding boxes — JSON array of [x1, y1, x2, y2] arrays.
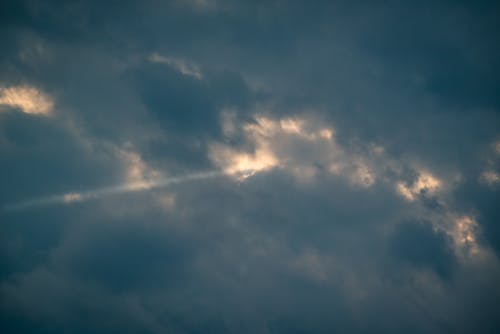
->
[[1, 1, 500, 333]]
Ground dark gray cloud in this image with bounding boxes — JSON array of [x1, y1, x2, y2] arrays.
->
[[1, 0, 500, 333], [390, 220, 457, 278]]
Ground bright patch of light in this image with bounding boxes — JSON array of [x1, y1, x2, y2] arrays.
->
[[279, 117, 333, 141], [4, 170, 222, 211], [452, 215, 481, 256], [209, 144, 279, 180], [63, 193, 82, 203], [117, 148, 161, 189], [397, 171, 441, 201], [211, 113, 381, 187], [0, 85, 53, 115], [149, 53, 202, 79]]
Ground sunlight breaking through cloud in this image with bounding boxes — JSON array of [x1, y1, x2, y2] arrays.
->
[[396, 171, 442, 201], [0, 85, 53, 115], [3, 170, 222, 212]]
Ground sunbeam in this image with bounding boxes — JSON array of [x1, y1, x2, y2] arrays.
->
[[3, 170, 224, 212]]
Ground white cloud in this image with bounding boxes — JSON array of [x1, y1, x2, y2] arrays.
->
[[396, 171, 442, 201], [63, 193, 83, 203], [210, 113, 380, 186], [452, 215, 480, 255], [116, 146, 162, 190], [148, 53, 202, 79], [279, 117, 333, 141], [209, 143, 279, 179], [0, 85, 54, 115]]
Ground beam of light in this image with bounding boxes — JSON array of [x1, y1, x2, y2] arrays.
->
[[3, 170, 224, 212]]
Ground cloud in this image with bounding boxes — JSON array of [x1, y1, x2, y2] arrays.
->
[[396, 171, 442, 201], [480, 170, 500, 186], [0, 85, 53, 115], [148, 53, 203, 80], [210, 113, 397, 189], [1, 1, 500, 333], [390, 220, 457, 278]]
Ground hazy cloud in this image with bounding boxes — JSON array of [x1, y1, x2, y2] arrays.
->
[[1, 1, 499, 333]]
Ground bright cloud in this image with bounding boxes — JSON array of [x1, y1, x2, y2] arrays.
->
[[210, 112, 487, 260], [0, 85, 54, 115], [117, 146, 162, 190], [210, 114, 338, 180], [453, 215, 480, 255], [149, 53, 203, 79], [210, 113, 380, 187], [209, 144, 279, 179], [63, 193, 83, 203], [396, 171, 442, 201]]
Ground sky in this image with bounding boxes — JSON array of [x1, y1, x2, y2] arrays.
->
[[1, 1, 500, 333]]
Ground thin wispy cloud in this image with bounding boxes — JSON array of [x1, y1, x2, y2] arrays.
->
[[4, 170, 223, 211]]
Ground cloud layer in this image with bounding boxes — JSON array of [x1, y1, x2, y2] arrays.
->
[[1, 1, 500, 333]]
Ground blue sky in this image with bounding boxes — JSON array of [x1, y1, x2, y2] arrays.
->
[[1, 1, 500, 333]]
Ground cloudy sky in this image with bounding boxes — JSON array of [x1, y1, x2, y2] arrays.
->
[[1, 1, 500, 333]]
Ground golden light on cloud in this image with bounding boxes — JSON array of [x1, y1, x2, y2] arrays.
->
[[451, 215, 481, 256], [63, 193, 83, 203], [117, 148, 162, 190], [279, 117, 333, 141], [0, 85, 53, 115], [318, 128, 333, 140], [243, 116, 335, 142], [480, 170, 500, 186], [244, 116, 279, 138], [211, 112, 383, 186], [280, 118, 306, 136], [210, 114, 339, 180], [397, 171, 441, 201], [209, 144, 279, 179]]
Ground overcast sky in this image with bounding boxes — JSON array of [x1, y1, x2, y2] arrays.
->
[[1, 1, 500, 333]]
